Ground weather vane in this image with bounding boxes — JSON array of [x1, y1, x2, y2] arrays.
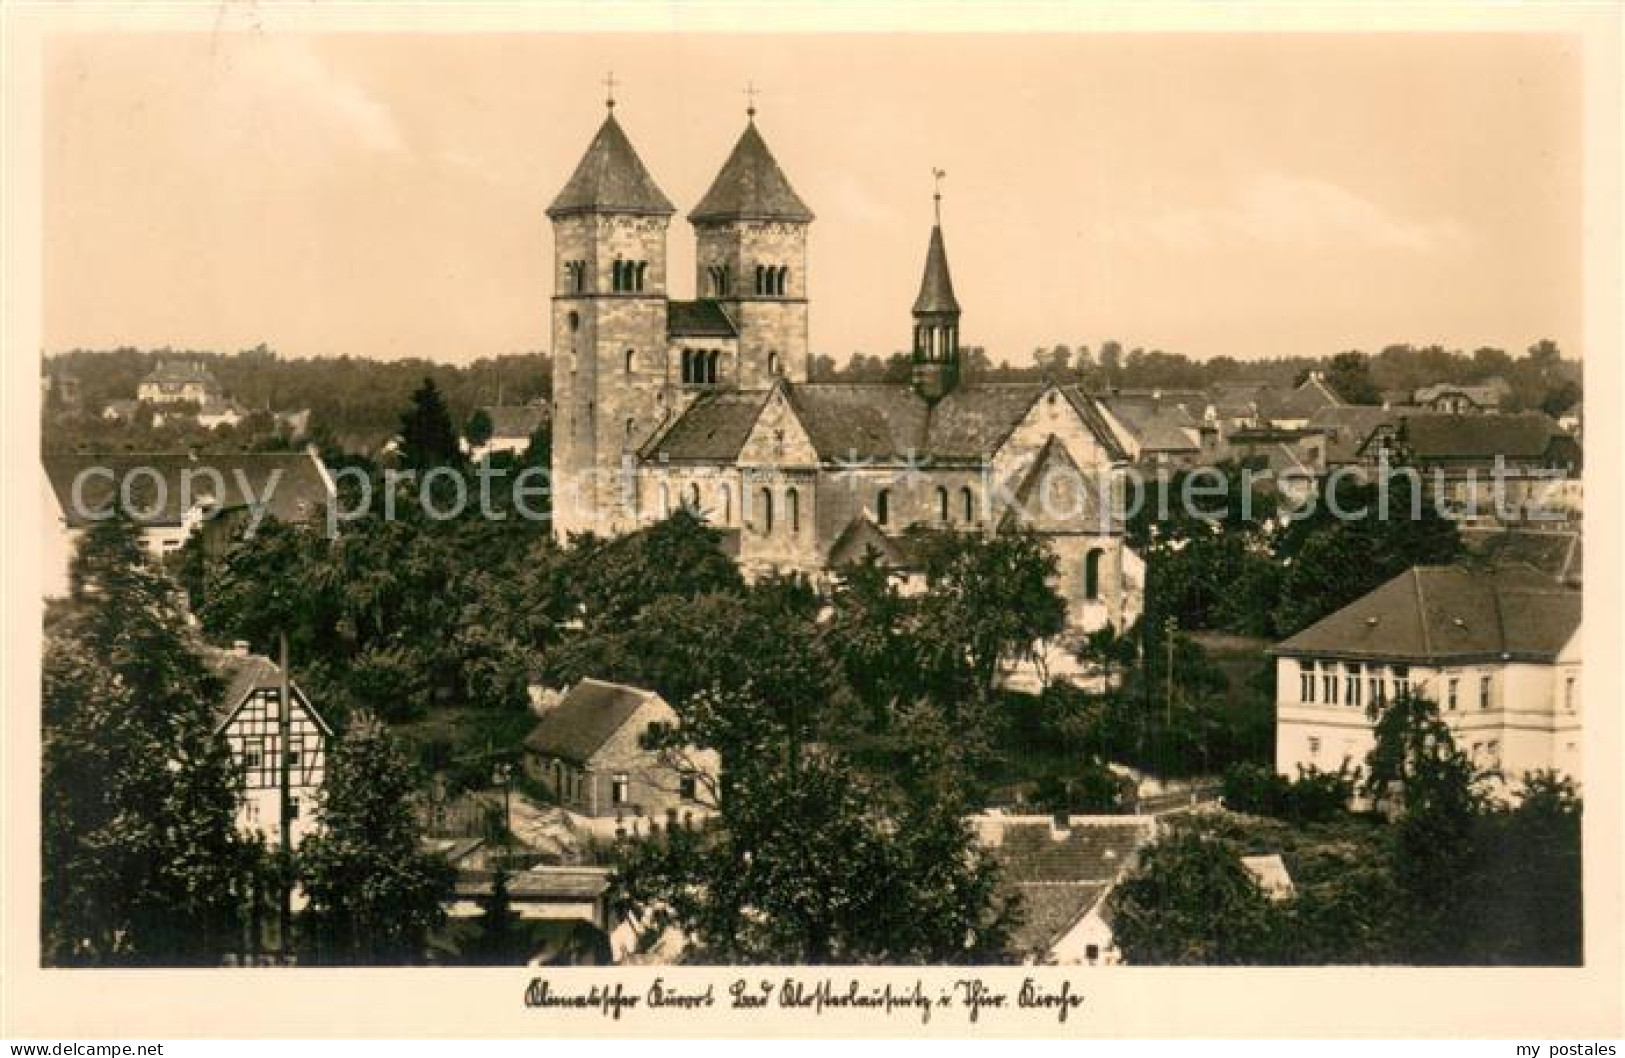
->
[[604, 71, 619, 110], [933, 168, 946, 224], [744, 80, 759, 119]]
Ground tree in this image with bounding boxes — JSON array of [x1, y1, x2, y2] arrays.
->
[[398, 376, 463, 470], [905, 523, 1066, 716], [1323, 351, 1381, 405], [1108, 829, 1283, 964], [464, 407, 494, 449], [1272, 473, 1460, 636], [298, 716, 452, 964], [463, 865, 524, 965], [42, 518, 253, 965], [826, 552, 918, 730], [1363, 690, 1486, 963], [567, 511, 744, 632]]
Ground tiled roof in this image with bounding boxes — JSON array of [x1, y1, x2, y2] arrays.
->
[[1272, 564, 1581, 663], [1308, 405, 1395, 464], [453, 866, 611, 902], [649, 381, 1124, 467], [201, 645, 331, 735], [1414, 379, 1510, 406], [667, 300, 738, 338], [547, 113, 675, 218], [912, 225, 960, 315], [143, 360, 218, 384], [1100, 395, 1203, 453], [523, 679, 658, 765], [1008, 882, 1109, 956], [1461, 529, 1582, 587], [643, 390, 769, 462], [1390, 411, 1567, 461], [978, 816, 1156, 883], [689, 120, 813, 224], [41, 450, 334, 528]]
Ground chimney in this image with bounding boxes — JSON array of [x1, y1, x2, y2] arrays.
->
[[232, 640, 251, 656]]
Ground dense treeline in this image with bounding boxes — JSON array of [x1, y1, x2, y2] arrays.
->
[[812, 338, 1581, 415], [42, 345, 552, 453]]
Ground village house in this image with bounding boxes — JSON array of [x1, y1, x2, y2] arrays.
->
[[205, 641, 333, 847], [522, 679, 720, 838], [38, 447, 336, 598], [1356, 411, 1582, 521], [465, 401, 550, 461], [137, 360, 225, 406], [1270, 564, 1583, 789], [973, 813, 1158, 966], [1412, 377, 1511, 413]]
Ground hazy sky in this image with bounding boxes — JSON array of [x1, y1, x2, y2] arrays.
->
[[44, 33, 1581, 364]]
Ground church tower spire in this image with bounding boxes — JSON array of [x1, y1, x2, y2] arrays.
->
[[912, 169, 961, 402], [691, 94, 815, 387], [547, 90, 675, 540]]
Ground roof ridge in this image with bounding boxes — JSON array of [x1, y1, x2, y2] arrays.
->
[[1412, 568, 1433, 657]]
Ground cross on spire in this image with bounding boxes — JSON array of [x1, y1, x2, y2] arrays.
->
[[932, 168, 946, 225], [744, 80, 759, 119], [603, 71, 619, 110]]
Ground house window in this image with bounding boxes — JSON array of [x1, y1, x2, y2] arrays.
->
[[1322, 666, 1338, 705], [681, 348, 694, 384], [1486, 740, 1501, 766], [1565, 676, 1576, 711], [961, 486, 975, 522], [1307, 736, 1321, 757], [787, 487, 801, 534], [937, 486, 949, 522], [611, 773, 630, 806], [1393, 666, 1410, 699], [1085, 943, 1101, 964], [1447, 676, 1459, 712], [1300, 661, 1316, 703], [1369, 669, 1386, 707], [288, 797, 300, 820], [1346, 663, 1362, 708], [720, 484, 732, 523], [1479, 674, 1492, 710], [679, 773, 698, 802], [287, 739, 303, 770], [243, 738, 264, 772], [876, 489, 891, 527]]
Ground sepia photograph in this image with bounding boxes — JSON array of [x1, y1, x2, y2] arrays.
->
[[3, 1, 1621, 1044]]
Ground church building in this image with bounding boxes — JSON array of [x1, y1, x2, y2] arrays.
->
[[547, 94, 1143, 641]]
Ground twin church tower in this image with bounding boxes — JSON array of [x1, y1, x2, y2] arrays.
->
[[547, 93, 963, 540]]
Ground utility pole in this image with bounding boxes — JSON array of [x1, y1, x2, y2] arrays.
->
[[1164, 616, 1177, 727], [278, 629, 293, 958]]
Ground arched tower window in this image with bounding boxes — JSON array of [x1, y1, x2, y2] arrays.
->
[[625, 348, 635, 374], [706, 350, 720, 384], [635, 261, 648, 292], [876, 489, 891, 527], [776, 266, 789, 296], [759, 488, 774, 534], [1084, 548, 1104, 601], [787, 488, 800, 534], [755, 265, 766, 295], [612, 259, 625, 292], [936, 486, 949, 522], [961, 486, 975, 522], [681, 349, 693, 384]]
